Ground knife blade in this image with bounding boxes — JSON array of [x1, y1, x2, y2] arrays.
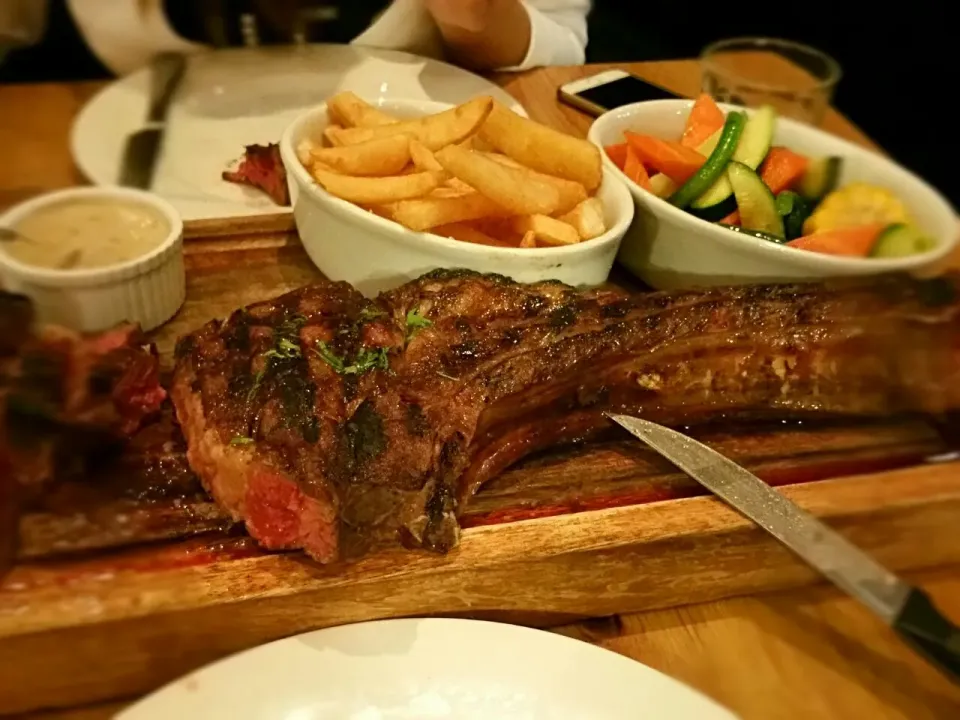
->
[[607, 413, 960, 683], [119, 52, 186, 189]]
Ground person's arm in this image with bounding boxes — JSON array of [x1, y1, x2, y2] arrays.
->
[[423, 0, 588, 72]]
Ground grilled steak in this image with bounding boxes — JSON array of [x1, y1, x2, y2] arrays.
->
[[1, 292, 167, 575], [171, 270, 960, 563], [222, 143, 290, 206]]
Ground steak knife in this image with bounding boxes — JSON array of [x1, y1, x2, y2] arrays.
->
[[118, 52, 186, 189], [607, 413, 960, 684]]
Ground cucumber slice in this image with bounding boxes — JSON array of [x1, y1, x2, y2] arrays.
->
[[775, 190, 811, 240], [668, 112, 745, 209], [869, 223, 937, 258], [798, 156, 841, 202], [727, 161, 785, 238], [690, 105, 777, 213], [718, 223, 786, 244]]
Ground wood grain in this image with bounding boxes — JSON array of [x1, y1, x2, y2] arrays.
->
[[19, 563, 960, 720], [3, 464, 960, 715], [2, 60, 960, 719]]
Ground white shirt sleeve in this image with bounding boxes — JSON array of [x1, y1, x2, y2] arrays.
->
[[498, 0, 589, 72]]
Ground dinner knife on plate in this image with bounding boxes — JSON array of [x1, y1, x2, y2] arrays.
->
[[119, 52, 186, 189], [606, 413, 960, 684]]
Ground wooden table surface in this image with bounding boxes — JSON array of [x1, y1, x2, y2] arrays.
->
[[2, 60, 959, 719]]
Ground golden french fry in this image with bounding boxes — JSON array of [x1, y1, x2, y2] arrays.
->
[[511, 214, 580, 247], [409, 139, 444, 172], [479, 101, 602, 191], [483, 153, 587, 214], [310, 164, 442, 204], [444, 177, 475, 194], [308, 135, 411, 176], [433, 222, 514, 247], [435, 144, 561, 216], [324, 125, 346, 147], [430, 186, 472, 199], [333, 97, 494, 150], [519, 230, 537, 248], [383, 191, 511, 231], [327, 91, 398, 128], [558, 197, 607, 240], [483, 152, 522, 169]]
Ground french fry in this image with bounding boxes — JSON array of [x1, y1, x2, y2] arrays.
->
[[324, 125, 346, 147], [511, 214, 580, 247], [483, 153, 587, 214], [409, 139, 444, 172], [433, 222, 514, 247], [310, 164, 442, 204], [444, 177, 475, 194], [483, 152, 522, 168], [382, 191, 511, 231], [307, 135, 411, 176], [430, 186, 472, 199], [558, 197, 607, 240], [327, 91, 398, 128], [479, 101, 603, 191], [332, 97, 494, 150], [458, 134, 494, 152], [519, 230, 537, 248], [435, 144, 561, 216]]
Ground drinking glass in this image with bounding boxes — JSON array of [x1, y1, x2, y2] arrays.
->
[[700, 37, 841, 125]]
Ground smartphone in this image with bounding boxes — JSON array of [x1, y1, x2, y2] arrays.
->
[[558, 70, 682, 117]]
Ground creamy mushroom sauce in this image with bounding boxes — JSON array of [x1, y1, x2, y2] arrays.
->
[[6, 197, 170, 270]]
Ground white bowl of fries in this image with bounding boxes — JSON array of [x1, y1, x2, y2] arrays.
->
[[279, 92, 634, 296]]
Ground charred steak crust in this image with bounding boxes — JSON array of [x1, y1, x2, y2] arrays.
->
[[171, 271, 960, 563]]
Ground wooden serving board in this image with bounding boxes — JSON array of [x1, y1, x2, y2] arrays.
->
[[3, 229, 960, 716]]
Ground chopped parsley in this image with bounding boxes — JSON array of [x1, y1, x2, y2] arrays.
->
[[359, 306, 386, 322], [405, 306, 432, 343], [265, 337, 301, 360], [247, 314, 307, 402], [230, 436, 255, 446], [314, 340, 390, 376]]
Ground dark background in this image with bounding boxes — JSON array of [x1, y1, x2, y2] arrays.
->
[[3, 0, 956, 207]]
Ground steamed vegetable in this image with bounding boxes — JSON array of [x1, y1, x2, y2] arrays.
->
[[624, 132, 705, 184], [803, 182, 912, 235]]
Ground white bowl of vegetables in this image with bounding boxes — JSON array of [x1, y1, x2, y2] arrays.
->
[[588, 97, 958, 289]]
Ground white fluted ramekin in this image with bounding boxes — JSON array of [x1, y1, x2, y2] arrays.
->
[[0, 187, 185, 332]]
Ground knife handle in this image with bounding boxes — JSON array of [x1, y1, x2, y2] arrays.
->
[[894, 588, 960, 684], [147, 52, 186, 124]]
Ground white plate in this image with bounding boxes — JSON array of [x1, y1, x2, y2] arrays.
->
[[71, 46, 526, 222], [119, 618, 738, 719]]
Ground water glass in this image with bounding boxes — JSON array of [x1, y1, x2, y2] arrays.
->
[[700, 37, 841, 125]]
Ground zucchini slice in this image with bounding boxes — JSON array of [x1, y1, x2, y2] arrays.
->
[[718, 223, 786, 244], [869, 223, 937, 258], [727, 161, 785, 238], [797, 156, 842, 202]]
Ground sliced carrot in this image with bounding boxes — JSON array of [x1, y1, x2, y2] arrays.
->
[[786, 223, 887, 257], [680, 94, 726, 148], [624, 131, 705, 185], [622, 144, 651, 190], [759, 147, 809, 194], [605, 142, 628, 170], [719, 210, 740, 225]]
